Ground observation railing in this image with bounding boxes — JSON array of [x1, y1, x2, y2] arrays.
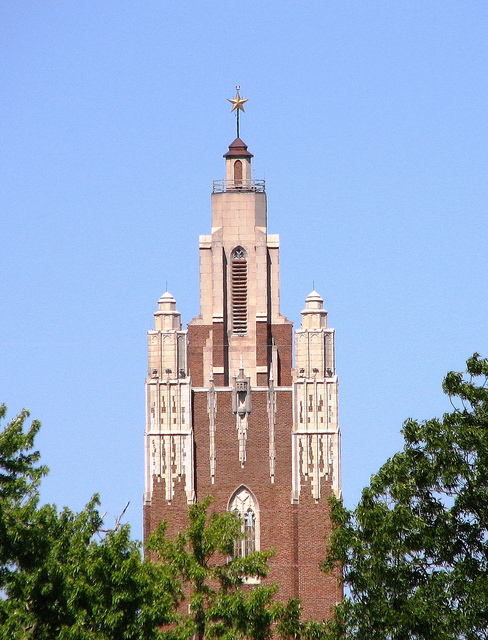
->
[[212, 179, 266, 193]]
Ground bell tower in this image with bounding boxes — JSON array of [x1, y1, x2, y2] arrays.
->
[[144, 93, 342, 619], [189, 135, 291, 389]]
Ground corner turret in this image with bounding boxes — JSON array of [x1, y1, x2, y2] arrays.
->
[[154, 291, 182, 331]]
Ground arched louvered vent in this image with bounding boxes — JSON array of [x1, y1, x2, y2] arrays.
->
[[231, 246, 247, 335], [234, 159, 243, 186]]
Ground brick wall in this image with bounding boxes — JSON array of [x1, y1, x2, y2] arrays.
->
[[144, 382, 339, 620], [146, 200, 340, 621], [187, 324, 211, 387], [272, 323, 293, 386]]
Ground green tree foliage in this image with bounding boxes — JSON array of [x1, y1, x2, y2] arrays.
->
[[0, 405, 172, 639], [323, 355, 488, 640], [0, 404, 47, 586], [146, 496, 279, 640], [274, 598, 331, 640], [0, 405, 307, 640]]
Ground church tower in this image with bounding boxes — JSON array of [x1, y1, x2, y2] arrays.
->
[[144, 96, 341, 619]]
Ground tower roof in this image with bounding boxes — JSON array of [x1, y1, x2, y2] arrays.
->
[[158, 291, 176, 304], [155, 291, 179, 315], [305, 290, 324, 306], [223, 138, 254, 159]]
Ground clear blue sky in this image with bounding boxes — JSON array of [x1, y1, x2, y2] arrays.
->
[[1, 2, 487, 542]]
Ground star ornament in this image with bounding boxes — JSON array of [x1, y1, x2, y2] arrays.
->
[[227, 90, 249, 113]]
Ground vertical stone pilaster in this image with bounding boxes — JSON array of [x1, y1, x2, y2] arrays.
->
[[207, 371, 217, 483], [267, 373, 276, 482]]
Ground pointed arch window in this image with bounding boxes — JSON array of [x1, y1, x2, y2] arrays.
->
[[229, 486, 259, 558], [234, 159, 243, 187], [231, 247, 247, 335]]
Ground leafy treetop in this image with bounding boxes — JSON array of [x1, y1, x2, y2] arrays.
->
[[323, 354, 488, 640]]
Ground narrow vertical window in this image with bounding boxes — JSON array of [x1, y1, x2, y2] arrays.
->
[[231, 247, 247, 335], [234, 159, 243, 186], [229, 486, 259, 558], [243, 508, 256, 556]]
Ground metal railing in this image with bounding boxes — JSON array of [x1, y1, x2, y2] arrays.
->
[[212, 179, 266, 193]]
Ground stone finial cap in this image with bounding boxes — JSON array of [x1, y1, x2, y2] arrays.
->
[[223, 138, 254, 159], [155, 291, 180, 316], [304, 290, 325, 310], [159, 291, 176, 302]]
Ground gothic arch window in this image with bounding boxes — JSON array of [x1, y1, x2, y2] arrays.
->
[[231, 247, 247, 335], [228, 486, 260, 558], [234, 159, 243, 186]]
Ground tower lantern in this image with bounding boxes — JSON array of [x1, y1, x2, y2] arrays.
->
[[223, 138, 253, 186]]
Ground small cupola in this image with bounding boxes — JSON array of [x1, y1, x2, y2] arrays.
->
[[300, 290, 328, 330], [154, 291, 182, 331], [224, 138, 253, 186]]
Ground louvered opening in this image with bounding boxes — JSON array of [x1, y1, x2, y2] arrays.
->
[[232, 255, 247, 334]]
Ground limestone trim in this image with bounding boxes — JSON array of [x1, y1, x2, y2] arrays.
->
[[292, 376, 340, 501], [292, 290, 341, 502], [192, 386, 292, 393], [207, 371, 217, 483], [267, 374, 277, 483], [236, 413, 248, 467], [232, 364, 252, 467], [145, 378, 194, 505]]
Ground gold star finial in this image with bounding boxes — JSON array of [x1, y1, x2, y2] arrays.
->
[[227, 86, 248, 138], [227, 86, 248, 113]]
